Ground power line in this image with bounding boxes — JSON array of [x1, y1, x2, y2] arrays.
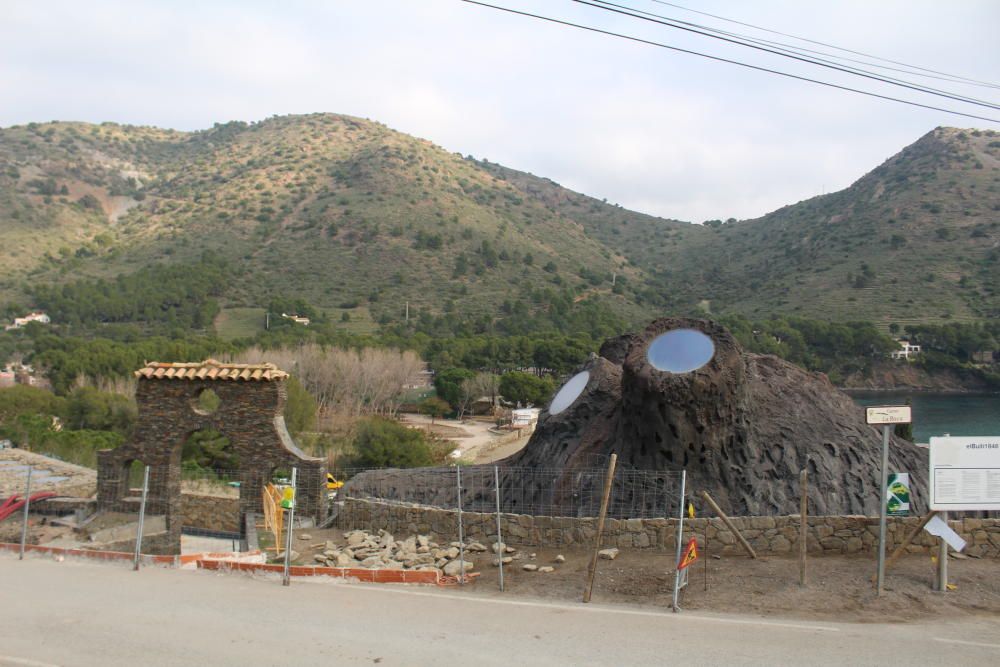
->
[[579, 0, 1000, 111], [457, 0, 1000, 124], [683, 21, 1000, 92], [649, 0, 1000, 90]]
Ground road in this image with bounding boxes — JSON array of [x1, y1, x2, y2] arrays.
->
[[1, 554, 998, 666]]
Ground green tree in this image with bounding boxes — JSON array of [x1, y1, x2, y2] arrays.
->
[[433, 368, 475, 410], [283, 376, 317, 434], [181, 429, 237, 474], [418, 396, 450, 424], [64, 387, 136, 434], [0, 385, 66, 423], [499, 371, 555, 406]]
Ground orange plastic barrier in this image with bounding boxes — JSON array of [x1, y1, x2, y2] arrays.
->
[[261, 483, 283, 551]]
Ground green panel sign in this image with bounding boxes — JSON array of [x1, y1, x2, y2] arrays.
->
[[886, 472, 910, 517]]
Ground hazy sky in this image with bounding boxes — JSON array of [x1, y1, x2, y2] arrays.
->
[[2, 0, 998, 222]]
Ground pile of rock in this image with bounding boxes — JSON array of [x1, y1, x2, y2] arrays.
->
[[306, 529, 569, 576], [310, 529, 487, 576]]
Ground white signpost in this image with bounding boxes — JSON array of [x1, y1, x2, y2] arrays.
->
[[865, 406, 912, 425], [929, 436, 1000, 511], [866, 405, 912, 597]]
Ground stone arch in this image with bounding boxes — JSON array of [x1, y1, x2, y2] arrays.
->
[[97, 360, 326, 554]]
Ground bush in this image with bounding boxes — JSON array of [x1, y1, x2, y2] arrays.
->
[[349, 417, 446, 468]]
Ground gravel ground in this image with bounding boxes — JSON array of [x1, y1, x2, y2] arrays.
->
[[289, 526, 1000, 622]]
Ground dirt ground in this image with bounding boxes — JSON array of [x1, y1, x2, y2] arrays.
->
[[286, 526, 1000, 623]]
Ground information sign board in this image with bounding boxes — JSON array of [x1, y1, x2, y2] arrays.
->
[[929, 436, 1000, 511]]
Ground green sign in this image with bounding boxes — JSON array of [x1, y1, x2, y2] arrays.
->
[[886, 472, 910, 516]]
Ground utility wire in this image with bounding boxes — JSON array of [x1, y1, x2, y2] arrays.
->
[[649, 0, 1000, 89], [458, 0, 1000, 124], [580, 0, 1000, 111], [686, 22, 1000, 91]]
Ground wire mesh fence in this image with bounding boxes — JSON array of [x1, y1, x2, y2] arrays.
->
[[332, 464, 685, 520], [329, 463, 687, 550]]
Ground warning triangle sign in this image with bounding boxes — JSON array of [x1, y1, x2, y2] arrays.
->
[[677, 537, 699, 570]]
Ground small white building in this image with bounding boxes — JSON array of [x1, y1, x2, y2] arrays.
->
[[281, 313, 310, 326], [511, 408, 541, 428], [4, 312, 50, 331], [891, 340, 921, 361]]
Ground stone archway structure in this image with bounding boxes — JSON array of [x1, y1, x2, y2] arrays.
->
[[97, 359, 326, 553]]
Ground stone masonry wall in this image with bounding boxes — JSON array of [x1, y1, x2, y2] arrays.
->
[[337, 498, 1000, 558], [180, 493, 241, 534]]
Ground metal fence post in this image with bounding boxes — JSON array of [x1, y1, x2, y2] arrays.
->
[[456, 465, 465, 585], [282, 467, 298, 587], [494, 465, 504, 592], [937, 511, 948, 592], [133, 465, 150, 571], [19, 467, 33, 560], [876, 424, 890, 596], [671, 469, 687, 613]]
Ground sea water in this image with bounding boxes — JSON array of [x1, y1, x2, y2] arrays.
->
[[849, 391, 1000, 443]]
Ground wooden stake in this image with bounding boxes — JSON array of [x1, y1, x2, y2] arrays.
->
[[799, 469, 808, 586], [872, 510, 937, 583], [583, 453, 617, 603], [700, 491, 757, 559]]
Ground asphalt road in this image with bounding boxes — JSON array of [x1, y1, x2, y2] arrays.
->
[[1, 554, 998, 666]]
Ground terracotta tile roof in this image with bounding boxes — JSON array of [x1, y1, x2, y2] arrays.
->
[[135, 359, 288, 382]]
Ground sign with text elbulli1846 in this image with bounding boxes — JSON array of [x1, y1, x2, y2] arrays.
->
[[929, 436, 1000, 512], [865, 406, 912, 425]]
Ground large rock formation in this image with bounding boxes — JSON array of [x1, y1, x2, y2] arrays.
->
[[508, 317, 928, 516]]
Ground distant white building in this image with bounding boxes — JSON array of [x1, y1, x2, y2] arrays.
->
[[281, 313, 310, 326], [511, 408, 541, 428], [891, 340, 921, 361], [4, 312, 50, 331]]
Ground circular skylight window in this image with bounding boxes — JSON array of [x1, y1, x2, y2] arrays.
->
[[549, 370, 590, 415], [647, 329, 715, 373]]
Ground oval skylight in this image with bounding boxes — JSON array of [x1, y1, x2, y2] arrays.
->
[[549, 370, 590, 415], [647, 329, 715, 373]]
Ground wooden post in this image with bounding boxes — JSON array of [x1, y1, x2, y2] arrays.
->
[[700, 491, 757, 559], [874, 510, 938, 583], [583, 453, 617, 603], [799, 469, 807, 586]]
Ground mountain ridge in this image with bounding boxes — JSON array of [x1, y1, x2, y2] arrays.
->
[[1, 115, 997, 332]]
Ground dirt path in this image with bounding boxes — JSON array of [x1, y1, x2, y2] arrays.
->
[[399, 414, 529, 461]]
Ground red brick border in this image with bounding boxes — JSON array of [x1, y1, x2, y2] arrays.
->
[[0, 542, 451, 585]]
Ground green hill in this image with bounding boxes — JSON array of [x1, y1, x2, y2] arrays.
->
[[0, 115, 647, 334], [486, 127, 999, 326], [1, 116, 997, 334]]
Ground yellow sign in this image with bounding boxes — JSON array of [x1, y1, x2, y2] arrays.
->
[[678, 538, 699, 570]]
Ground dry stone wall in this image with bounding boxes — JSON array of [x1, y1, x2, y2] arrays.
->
[[337, 498, 1000, 558]]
